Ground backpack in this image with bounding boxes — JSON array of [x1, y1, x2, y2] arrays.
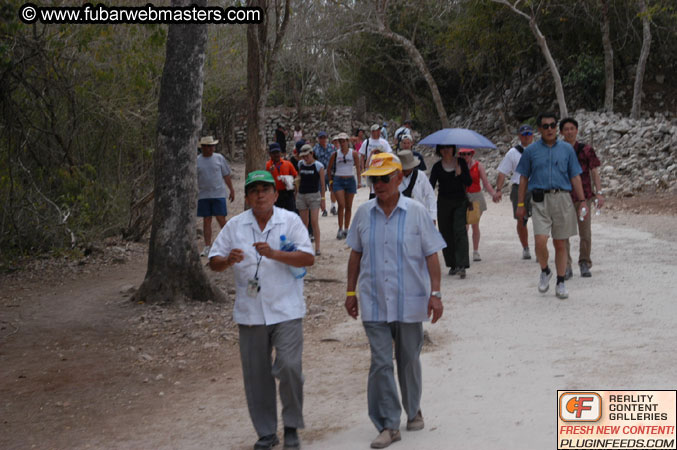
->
[[395, 129, 407, 151], [575, 142, 586, 155], [402, 169, 418, 198], [515, 144, 524, 154]]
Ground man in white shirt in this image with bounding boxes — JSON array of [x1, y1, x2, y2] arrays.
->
[[397, 150, 436, 223], [208, 170, 314, 450], [493, 125, 534, 260], [394, 119, 412, 150], [197, 136, 235, 257], [345, 153, 445, 449], [359, 124, 393, 172]]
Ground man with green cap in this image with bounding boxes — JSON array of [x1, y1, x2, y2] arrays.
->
[[209, 170, 314, 450]]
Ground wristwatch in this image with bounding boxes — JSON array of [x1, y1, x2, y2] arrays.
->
[[431, 291, 442, 299]]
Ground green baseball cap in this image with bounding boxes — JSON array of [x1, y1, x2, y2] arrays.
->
[[244, 170, 275, 189]]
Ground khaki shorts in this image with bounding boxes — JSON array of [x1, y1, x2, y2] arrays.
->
[[296, 192, 322, 210], [531, 191, 578, 240], [467, 191, 487, 214]]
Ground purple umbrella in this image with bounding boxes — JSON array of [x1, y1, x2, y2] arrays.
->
[[418, 128, 496, 149]]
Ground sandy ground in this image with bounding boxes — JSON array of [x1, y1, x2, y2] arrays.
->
[[2, 162, 677, 450]]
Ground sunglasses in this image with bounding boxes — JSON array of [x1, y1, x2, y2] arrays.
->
[[520, 132, 533, 136], [540, 122, 558, 130], [368, 174, 392, 184]]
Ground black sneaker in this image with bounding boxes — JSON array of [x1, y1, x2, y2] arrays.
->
[[321, 210, 328, 217], [283, 427, 300, 449], [448, 267, 458, 275], [330, 206, 337, 215], [458, 268, 466, 279], [254, 434, 279, 449], [580, 262, 592, 277]]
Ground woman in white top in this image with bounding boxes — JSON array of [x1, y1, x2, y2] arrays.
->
[[293, 124, 303, 144], [327, 132, 362, 239]]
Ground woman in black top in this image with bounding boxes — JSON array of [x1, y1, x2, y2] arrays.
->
[[429, 145, 472, 278]]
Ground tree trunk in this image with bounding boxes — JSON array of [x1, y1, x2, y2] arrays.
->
[[528, 18, 568, 118], [376, 28, 449, 128], [245, 0, 291, 175], [134, 0, 224, 304], [600, 0, 614, 112], [631, 0, 651, 120], [246, 21, 268, 173], [491, 0, 568, 118]]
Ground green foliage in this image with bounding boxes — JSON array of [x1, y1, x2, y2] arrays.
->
[[564, 54, 604, 108], [201, 24, 247, 138], [0, 4, 162, 263]]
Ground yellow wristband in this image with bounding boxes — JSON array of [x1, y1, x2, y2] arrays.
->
[[346, 291, 357, 296], [517, 202, 525, 207]]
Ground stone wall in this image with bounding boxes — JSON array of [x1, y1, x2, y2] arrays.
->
[[229, 106, 388, 156]]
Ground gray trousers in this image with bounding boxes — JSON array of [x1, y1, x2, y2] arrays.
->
[[238, 318, 304, 437], [363, 321, 423, 431]]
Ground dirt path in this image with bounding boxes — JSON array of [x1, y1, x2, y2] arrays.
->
[[2, 164, 676, 449]]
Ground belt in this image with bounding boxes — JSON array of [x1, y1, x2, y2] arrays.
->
[[543, 189, 570, 194], [335, 176, 353, 179]]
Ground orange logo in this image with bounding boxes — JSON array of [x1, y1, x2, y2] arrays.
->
[[559, 392, 602, 422]]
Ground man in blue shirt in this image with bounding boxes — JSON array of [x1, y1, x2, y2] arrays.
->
[[312, 131, 336, 216], [345, 153, 445, 449], [515, 113, 585, 300]]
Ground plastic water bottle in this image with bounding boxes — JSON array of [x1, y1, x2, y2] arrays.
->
[[594, 198, 602, 216], [279, 235, 307, 279], [579, 206, 588, 222]]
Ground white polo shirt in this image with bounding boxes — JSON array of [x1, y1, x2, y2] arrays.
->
[[209, 207, 313, 325], [346, 195, 446, 323]]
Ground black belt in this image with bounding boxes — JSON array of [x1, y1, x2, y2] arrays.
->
[[543, 189, 570, 194]]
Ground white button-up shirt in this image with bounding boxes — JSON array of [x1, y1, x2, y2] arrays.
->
[[398, 170, 437, 220], [346, 195, 446, 323], [209, 207, 313, 325], [497, 146, 524, 185]]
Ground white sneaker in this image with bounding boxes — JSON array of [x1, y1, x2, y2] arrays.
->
[[200, 245, 210, 257], [556, 282, 569, 299], [473, 251, 481, 261], [522, 248, 531, 260], [538, 271, 552, 293]]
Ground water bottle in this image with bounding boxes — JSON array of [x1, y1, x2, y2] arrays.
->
[[594, 198, 602, 216], [579, 206, 587, 222], [279, 235, 307, 279]]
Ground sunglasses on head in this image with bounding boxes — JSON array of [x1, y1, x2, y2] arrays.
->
[[540, 122, 558, 129], [368, 174, 392, 184]]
